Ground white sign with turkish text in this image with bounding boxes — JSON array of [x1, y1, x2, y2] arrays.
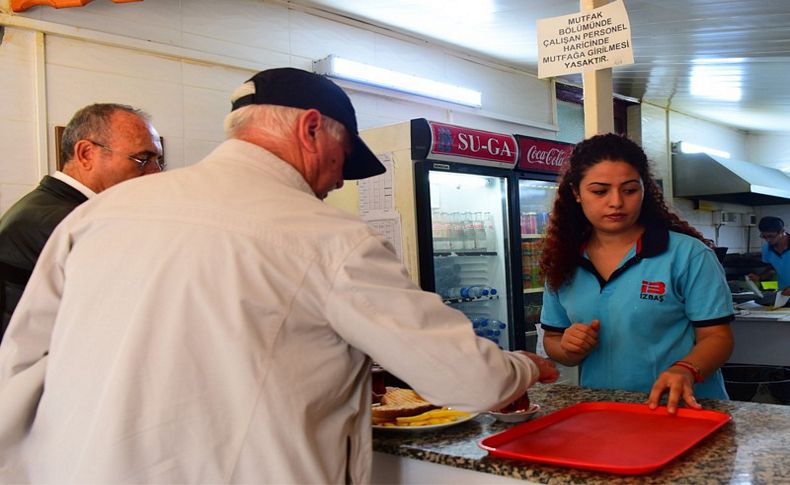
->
[[537, 0, 634, 78]]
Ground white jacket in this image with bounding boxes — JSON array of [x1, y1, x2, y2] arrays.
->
[[0, 139, 537, 483]]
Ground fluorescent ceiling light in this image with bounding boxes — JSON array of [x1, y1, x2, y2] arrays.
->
[[690, 58, 744, 102], [677, 141, 731, 159], [314, 55, 482, 108]]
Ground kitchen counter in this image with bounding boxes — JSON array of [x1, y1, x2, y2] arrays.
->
[[731, 310, 790, 366], [372, 383, 790, 484]]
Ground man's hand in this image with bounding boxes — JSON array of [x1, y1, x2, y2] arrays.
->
[[516, 351, 559, 383]]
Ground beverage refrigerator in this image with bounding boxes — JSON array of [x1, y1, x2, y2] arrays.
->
[[336, 118, 573, 351]]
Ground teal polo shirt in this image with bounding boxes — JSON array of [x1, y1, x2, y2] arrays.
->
[[761, 241, 790, 290], [541, 226, 733, 399]]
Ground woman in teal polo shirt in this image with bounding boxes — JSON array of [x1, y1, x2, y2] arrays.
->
[[539, 133, 734, 414]]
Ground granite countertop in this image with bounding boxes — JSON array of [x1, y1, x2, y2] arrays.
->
[[372, 384, 790, 484]]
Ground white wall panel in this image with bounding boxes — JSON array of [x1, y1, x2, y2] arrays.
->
[[182, 0, 291, 57], [0, 119, 38, 185], [46, 63, 183, 134], [181, 62, 251, 92], [182, 85, 230, 143], [180, 32, 291, 69], [0, 28, 36, 122], [34, 0, 181, 46], [0, 27, 38, 213], [747, 132, 790, 171], [669, 111, 748, 161], [45, 36, 181, 82], [289, 10, 377, 67]]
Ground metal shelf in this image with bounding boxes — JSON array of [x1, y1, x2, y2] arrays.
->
[[434, 251, 498, 257], [443, 295, 501, 304]]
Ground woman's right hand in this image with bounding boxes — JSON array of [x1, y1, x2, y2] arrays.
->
[[559, 319, 600, 359]]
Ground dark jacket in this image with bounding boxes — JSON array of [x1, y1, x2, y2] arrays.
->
[[0, 175, 88, 340]]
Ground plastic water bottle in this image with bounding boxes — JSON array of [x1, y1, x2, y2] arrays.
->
[[473, 212, 487, 250], [462, 212, 476, 250], [484, 212, 497, 251], [490, 319, 508, 347], [465, 286, 490, 298], [446, 287, 467, 299], [469, 285, 497, 298]]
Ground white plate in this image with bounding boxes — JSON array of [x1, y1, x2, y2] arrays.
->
[[372, 412, 479, 432], [488, 403, 540, 423]]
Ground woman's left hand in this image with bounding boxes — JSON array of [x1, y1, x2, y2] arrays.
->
[[646, 365, 702, 414]]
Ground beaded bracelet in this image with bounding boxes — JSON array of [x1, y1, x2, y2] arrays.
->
[[672, 360, 703, 383]]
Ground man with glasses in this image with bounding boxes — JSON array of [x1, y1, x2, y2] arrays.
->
[[749, 216, 790, 296], [0, 68, 556, 483], [0, 103, 163, 341]]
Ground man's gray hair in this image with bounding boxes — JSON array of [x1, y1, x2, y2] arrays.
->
[[60, 103, 149, 165], [224, 104, 345, 144]]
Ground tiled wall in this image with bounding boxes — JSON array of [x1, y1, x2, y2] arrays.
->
[[0, 1, 558, 214]]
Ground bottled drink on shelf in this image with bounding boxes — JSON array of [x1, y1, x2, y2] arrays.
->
[[471, 318, 508, 348], [536, 211, 550, 234], [484, 212, 497, 252], [446, 285, 495, 299], [521, 211, 538, 234], [433, 258, 461, 293], [462, 212, 476, 251], [473, 212, 487, 251], [465, 285, 490, 298], [449, 212, 464, 252], [431, 210, 449, 251]]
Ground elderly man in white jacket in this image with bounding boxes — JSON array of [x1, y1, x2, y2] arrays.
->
[[0, 68, 558, 484]]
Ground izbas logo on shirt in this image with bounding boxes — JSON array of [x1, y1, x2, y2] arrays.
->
[[640, 280, 666, 302]]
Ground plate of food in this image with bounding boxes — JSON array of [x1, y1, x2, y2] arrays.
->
[[372, 387, 478, 431]]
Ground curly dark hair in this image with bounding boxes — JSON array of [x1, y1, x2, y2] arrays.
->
[[539, 133, 704, 291]]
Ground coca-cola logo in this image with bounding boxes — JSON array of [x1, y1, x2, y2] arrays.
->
[[526, 146, 568, 167]]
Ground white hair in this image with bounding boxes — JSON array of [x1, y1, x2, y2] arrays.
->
[[223, 104, 346, 144]]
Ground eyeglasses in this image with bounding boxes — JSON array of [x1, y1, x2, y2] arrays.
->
[[760, 232, 780, 239], [88, 140, 166, 172]]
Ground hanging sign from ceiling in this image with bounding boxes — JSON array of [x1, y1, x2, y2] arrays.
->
[[536, 0, 634, 78]]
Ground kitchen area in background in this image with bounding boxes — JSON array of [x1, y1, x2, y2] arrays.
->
[[668, 149, 790, 405]]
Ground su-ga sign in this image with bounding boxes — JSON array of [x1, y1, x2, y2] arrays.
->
[[409, 119, 574, 173], [426, 121, 519, 169]]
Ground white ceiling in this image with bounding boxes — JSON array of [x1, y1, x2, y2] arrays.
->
[[286, 0, 790, 134]]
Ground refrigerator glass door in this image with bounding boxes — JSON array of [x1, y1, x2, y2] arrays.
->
[[427, 170, 513, 349], [518, 178, 558, 352]]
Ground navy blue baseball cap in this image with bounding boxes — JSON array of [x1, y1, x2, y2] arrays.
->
[[230, 67, 385, 180]]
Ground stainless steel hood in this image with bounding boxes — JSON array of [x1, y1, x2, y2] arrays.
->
[[672, 152, 790, 205]]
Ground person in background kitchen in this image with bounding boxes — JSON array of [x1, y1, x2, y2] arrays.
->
[[0, 68, 558, 484], [748, 216, 790, 295], [538, 133, 734, 414], [0, 103, 164, 342]]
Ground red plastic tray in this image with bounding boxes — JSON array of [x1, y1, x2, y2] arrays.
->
[[478, 401, 731, 475]]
